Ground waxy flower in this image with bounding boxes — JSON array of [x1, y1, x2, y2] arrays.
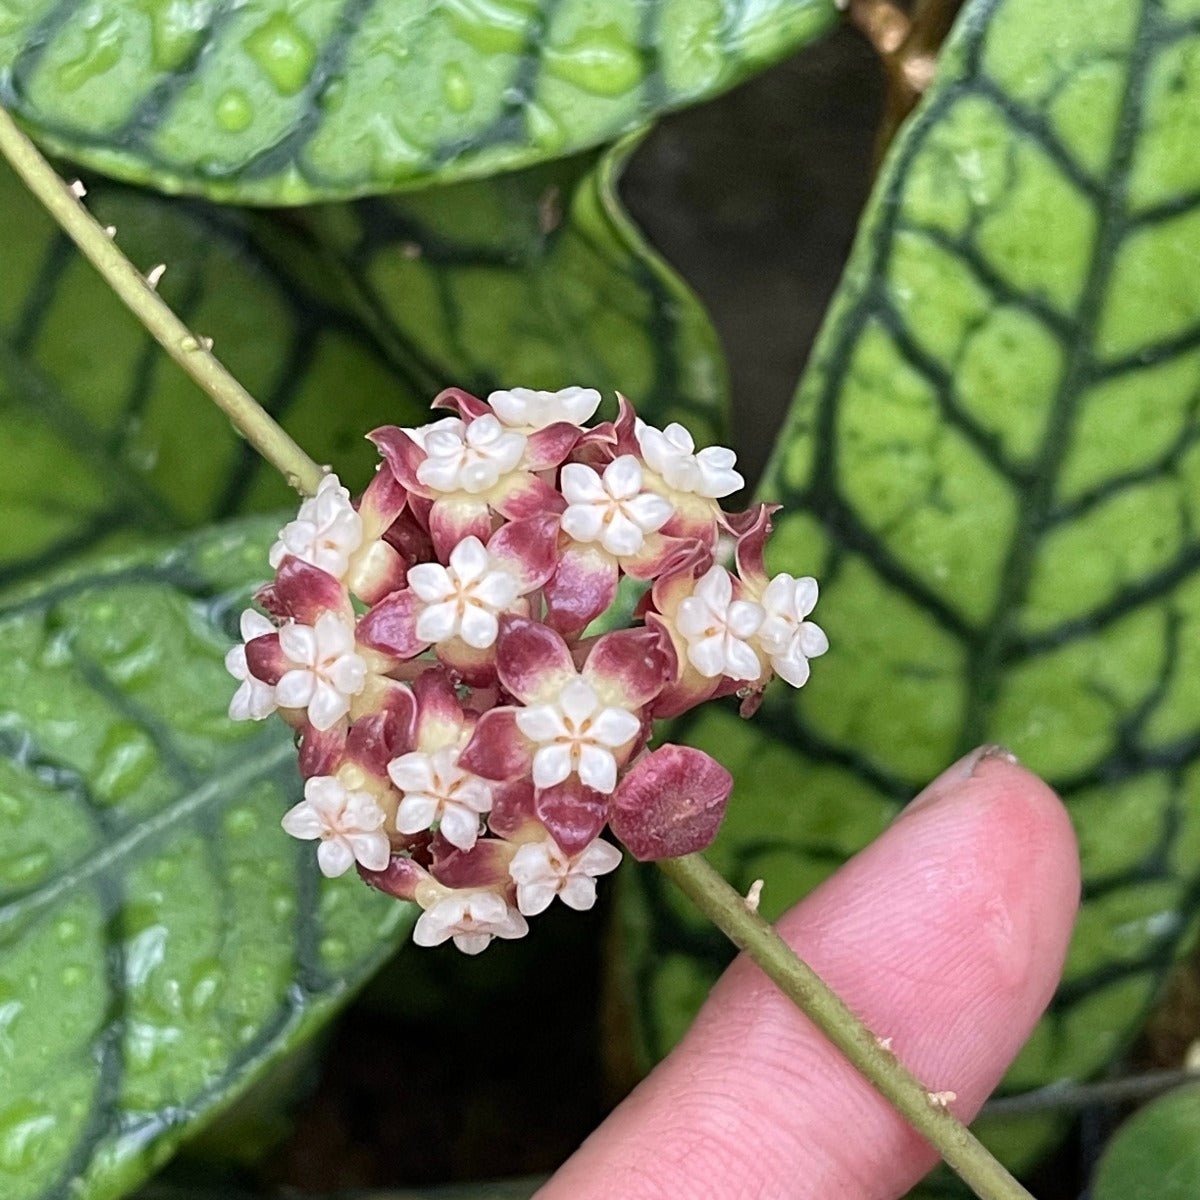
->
[[757, 574, 829, 687], [356, 515, 558, 675], [636, 420, 744, 498], [417, 413, 526, 495], [488, 385, 601, 431], [407, 536, 521, 649], [275, 612, 368, 731], [560, 456, 673, 557], [516, 677, 641, 793], [226, 609, 278, 721], [228, 384, 826, 954], [413, 890, 529, 955], [675, 565, 766, 681], [281, 773, 390, 877], [389, 746, 494, 851], [269, 473, 362, 580], [508, 835, 622, 915]]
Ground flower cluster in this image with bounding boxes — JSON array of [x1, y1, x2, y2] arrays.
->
[[226, 387, 827, 953]]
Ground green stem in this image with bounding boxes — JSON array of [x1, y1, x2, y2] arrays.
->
[[657, 853, 1036, 1200], [0, 106, 323, 497], [2, 99, 1030, 1200]]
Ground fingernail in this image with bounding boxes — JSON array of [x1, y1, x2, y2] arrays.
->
[[901, 744, 1019, 818]]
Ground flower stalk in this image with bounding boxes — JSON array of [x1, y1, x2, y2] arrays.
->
[[0, 104, 1032, 1200], [658, 852, 1035, 1200], [0, 105, 323, 497]]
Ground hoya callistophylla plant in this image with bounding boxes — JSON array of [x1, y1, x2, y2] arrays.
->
[[0, 105, 1038, 1200], [226, 383, 826, 951]]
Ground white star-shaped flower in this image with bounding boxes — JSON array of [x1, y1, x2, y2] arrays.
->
[[508, 836, 622, 916], [412, 891, 529, 955], [487, 386, 601, 430], [406, 416, 465, 447], [515, 677, 641, 793], [675, 566, 765, 680], [269, 473, 363, 580], [275, 612, 367, 731], [416, 414, 526, 494], [635, 420, 744, 498], [406, 537, 521, 649], [225, 609, 279, 722], [388, 745, 494, 851], [280, 775, 390, 878], [756, 573, 829, 687], [559, 456, 674, 557]]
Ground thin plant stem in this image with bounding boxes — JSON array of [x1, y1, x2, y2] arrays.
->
[[657, 853, 1036, 1200], [2, 100, 1031, 1200], [0, 106, 324, 497]]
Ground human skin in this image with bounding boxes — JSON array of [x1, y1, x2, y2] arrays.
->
[[538, 748, 1081, 1200]]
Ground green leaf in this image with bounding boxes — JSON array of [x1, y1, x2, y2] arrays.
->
[[0, 137, 726, 579], [0, 516, 412, 1200], [1092, 1083, 1200, 1200], [622, 0, 1200, 1169], [0, 0, 837, 203]]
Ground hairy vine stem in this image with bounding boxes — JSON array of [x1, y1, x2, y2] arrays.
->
[[0, 103, 1033, 1200], [0, 106, 324, 497], [660, 854, 1034, 1200]]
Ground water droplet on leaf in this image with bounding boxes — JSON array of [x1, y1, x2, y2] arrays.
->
[[243, 13, 316, 97]]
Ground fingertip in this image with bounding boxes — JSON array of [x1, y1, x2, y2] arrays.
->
[[540, 757, 1080, 1200]]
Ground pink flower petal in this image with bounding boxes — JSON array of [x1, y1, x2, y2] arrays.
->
[[382, 506, 435, 565], [344, 682, 417, 776], [434, 636, 499, 687], [729, 502, 777, 585], [610, 744, 733, 861], [621, 532, 705, 581], [297, 722, 347, 778], [534, 781, 610, 857], [411, 669, 466, 744], [369, 425, 427, 494], [492, 471, 565, 521], [244, 632, 288, 684], [357, 855, 431, 901], [356, 590, 427, 658], [430, 838, 515, 890], [458, 708, 533, 781], [583, 626, 672, 710], [524, 422, 583, 470], [487, 513, 561, 591], [259, 557, 349, 625], [429, 497, 494, 561], [347, 540, 407, 606], [432, 385, 490, 420], [487, 779, 537, 839], [357, 465, 409, 540], [543, 543, 618, 636], [494, 615, 577, 703]]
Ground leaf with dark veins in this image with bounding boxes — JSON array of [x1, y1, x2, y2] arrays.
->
[[0, 517, 413, 1200], [0, 0, 838, 203], [622, 0, 1200, 1175], [0, 140, 726, 583]]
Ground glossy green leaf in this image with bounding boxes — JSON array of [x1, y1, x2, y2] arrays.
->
[[0, 0, 837, 203], [623, 0, 1200, 1171], [1092, 1082, 1200, 1200], [0, 516, 414, 1200], [0, 137, 726, 579]]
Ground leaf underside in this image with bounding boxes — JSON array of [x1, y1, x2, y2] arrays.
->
[[626, 0, 1200, 1172], [0, 0, 838, 203], [0, 517, 414, 1200], [0, 136, 727, 584]]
